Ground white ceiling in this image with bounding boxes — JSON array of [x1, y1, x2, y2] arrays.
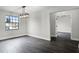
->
[[0, 6, 45, 13], [0, 6, 19, 13], [46, 6, 79, 11], [0, 6, 79, 13]]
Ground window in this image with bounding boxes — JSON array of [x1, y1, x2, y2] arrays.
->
[[5, 16, 19, 31]]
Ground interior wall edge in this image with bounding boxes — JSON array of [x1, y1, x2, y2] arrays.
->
[[71, 37, 79, 41], [0, 34, 27, 40], [28, 34, 50, 41], [51, 34, 57, 37]]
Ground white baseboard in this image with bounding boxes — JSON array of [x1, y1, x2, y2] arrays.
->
[[28, 34, 50, 41], [51, 35, 57, 37], [71, 37, 79, 41], [0, 34, 27, 40], [78, 44, 79, 48]]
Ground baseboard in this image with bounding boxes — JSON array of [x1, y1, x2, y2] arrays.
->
[[0, 34, 50, 41], [0, 34, 28, 41], [71, 37, 79, 41], [51, 35, 57, 37], [28, 34, 50, 41], [78, 44, 79, 48]]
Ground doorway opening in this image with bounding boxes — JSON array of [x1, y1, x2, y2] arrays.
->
[[55, 12, 72, 40]]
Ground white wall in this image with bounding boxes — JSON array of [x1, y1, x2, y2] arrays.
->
[[70, 9, 79, 41], [0, 10, 27, 40], [0, 7, 51, 41], [57, 10, 79, 41], [27, 8, 50, 41], [62, 10, 79, 41], [50, 9, 79, 41], [26, 7, 79, 41], [1, 6, 79, 41], [26, 6, 79, 41]]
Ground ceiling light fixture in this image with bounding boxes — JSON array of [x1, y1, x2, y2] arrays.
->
[[20, 6, 29, 18]]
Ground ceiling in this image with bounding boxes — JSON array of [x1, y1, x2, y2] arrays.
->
[[0, 6, 45, 13], [0, 6, 79, 13]]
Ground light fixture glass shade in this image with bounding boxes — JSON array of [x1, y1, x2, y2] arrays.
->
[[19, 6, 29, 18], [19, 13, 29, 18]]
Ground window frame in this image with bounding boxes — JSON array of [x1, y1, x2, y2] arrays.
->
[[5, 15, 19, 31]]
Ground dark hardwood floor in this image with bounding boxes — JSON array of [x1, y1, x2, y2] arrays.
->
[[0, 35, 79, 53], [51, 32, 79, 53], [57, 32, 71, 40]]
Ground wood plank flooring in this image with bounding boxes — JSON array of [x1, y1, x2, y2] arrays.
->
[[0, 35, 78, 53], [57, 32, 71, 40]]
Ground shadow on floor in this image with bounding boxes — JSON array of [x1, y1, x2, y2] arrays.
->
[[51, 32, 79, 53]]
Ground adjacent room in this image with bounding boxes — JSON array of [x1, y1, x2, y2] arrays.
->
[[0, 6, 79, 53], [55, 11, 71, 40]]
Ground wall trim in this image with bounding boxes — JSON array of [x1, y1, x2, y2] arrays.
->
[[28, 34, 50, 41], [78, 44, 79, 48], [71, 37, 79, 41], [0, 34, 27, 40], [51, 35, 57, 37], [0, 34, 50, 42]]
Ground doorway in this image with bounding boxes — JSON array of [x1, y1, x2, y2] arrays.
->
[[55, 12, 72, 40]]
